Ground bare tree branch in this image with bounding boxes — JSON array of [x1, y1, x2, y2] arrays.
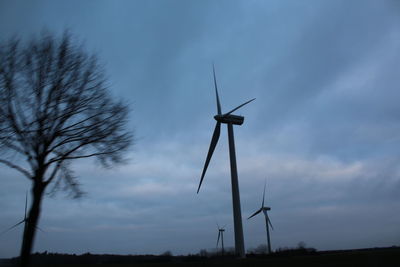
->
[[0, 158, 32, 179]]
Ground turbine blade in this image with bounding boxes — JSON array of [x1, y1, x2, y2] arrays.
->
[[213, 64, 222, 115], [0, 220, 25, 235], [197, 122, 221, 193], [35, 225, 45, 233], [248, 208, 262, 219], [267, 215, 274, 230], [262, 180, 266, 208], [24, 191, 29, 220], [224, 98, 255, 116], [216, 231, 221, 247]]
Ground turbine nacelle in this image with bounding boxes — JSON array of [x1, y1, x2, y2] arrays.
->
[[214, 114, 244, 125]]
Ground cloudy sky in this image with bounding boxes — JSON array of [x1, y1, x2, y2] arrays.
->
[[1, 0, 400, 258]]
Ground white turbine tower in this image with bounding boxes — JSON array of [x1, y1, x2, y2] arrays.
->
[[197, 65, 255, 258], [248, 181, 274, 254]]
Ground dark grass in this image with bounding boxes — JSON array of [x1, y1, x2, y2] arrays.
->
[[3, 247, 399, 267]]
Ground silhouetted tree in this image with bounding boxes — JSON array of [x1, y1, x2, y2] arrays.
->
[[297, 241, 307, 250], [248, 244, 268, 254], [199, 249, 208, 257], [161, 251, 173, 257], [0, 32, 133, 267]]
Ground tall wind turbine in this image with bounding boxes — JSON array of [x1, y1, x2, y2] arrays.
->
[[248, 181, 274, 254], [216, 224, 225, 255], [1, 192, 29, 236], [197, 65, 255, 258]]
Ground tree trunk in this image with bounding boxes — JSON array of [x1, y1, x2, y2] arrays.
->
[[20, 181, 46, 267]]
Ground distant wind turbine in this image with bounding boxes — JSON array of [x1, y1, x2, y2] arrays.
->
[[197, 65, 255, 258], [248, 181, 274, 254], [216, 223, 226, 255], [0, 192, 42, 236]]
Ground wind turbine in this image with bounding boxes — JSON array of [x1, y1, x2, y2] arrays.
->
[[197, 65, 255, 258], [216, 224, 225, 255], [0, 192, 42, 236], [248, 181, 274, 254], [1, 192, 29, 236]]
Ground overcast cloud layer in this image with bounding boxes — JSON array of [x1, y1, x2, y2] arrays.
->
[[1, 0, 400, 258]]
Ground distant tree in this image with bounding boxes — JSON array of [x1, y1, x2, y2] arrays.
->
[[253, 244, 268, 254], [199, 249, 208, 257], [0, 32, 133, 267], [297, 241, 307, 249], [161, 251, 173, 257]]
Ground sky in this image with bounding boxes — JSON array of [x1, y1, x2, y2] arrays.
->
[[1, 0, 400, 258]]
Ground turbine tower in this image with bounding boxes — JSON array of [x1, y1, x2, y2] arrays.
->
[[248, 181, 274, 254], [197, 65, 255, 258], [216, 224, 225, 255]]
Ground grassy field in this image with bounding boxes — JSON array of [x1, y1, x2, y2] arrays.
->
[[3, 247, 399, 267]]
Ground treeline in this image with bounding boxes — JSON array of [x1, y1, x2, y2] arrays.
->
[[8, 252, 205, 265], [6, 245, 317, 265], [6, 246, 398, 266]]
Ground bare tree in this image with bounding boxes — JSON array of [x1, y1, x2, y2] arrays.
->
[[0, 32, 133, 267]]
